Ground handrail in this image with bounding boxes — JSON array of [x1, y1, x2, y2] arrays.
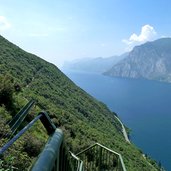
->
[[76, 143, 122, 156], [76, 143, 97, 156], [9, 100, 35, 135], [0, 104, 127, 171], [0, 114, 42, 155], [0, 109, 74, 171], [31, 129, 63, 171], [76, 143, 127, 171], [70, 152, 84, 171], [0, 111, 56, 155], [39, 111, 56, 135], [119, 154, 127, 171]]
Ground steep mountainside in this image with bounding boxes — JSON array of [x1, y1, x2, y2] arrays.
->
[[63, 53, 127, 73], [0, 35, 160, 170], [105, 38, 171, 83]]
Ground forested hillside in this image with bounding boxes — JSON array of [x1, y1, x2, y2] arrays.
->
[[0, 35, 161, 170]]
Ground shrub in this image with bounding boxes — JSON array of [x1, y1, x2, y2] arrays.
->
[[23, 134, 44, 157], [0, 74, 14, 111]]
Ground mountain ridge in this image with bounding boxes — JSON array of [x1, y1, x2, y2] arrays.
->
[[104, 38, 171, 83], [63, 53, 128, 73]]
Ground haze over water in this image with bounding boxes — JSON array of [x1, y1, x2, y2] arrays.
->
[[63, 69, 171, 171]]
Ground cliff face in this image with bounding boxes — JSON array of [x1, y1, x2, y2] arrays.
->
[[105, 38, 171, 82]]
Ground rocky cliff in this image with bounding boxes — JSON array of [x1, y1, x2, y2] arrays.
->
[[105, 38, 171, 82]]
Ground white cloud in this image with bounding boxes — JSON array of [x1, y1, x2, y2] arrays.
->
[[0, 16, 11, 32], [122, 24, 157, 50]]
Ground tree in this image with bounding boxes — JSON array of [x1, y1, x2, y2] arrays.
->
[[0, 74, 14, 110]]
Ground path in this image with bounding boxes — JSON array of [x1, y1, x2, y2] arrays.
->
[[114, 116, 130, 143]]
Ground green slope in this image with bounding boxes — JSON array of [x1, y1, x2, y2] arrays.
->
[[0, 35, 161, 171]]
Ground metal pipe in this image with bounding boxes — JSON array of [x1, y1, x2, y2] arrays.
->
[[31, 129, 63, 171], [0, 114, 42, 155]]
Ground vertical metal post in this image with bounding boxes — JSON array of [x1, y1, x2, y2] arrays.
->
[[98, 146, 102, 171], [39, 112, 56, 135]]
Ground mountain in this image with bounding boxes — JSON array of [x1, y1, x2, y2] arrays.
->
[[104, 38, 171, 83], [0, 35, 160, 170], [63, 53, 128, 73]]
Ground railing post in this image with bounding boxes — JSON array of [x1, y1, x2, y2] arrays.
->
[[98, 146, 102, 171], [39, 112, 56, 135]]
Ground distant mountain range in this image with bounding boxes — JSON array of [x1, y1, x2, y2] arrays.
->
[[104, 38, 171, 83], [62, 53, 128, 73], [63, 38, 171, 83]]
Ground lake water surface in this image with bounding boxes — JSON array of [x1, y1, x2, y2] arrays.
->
[[63, 69, 171, 170]]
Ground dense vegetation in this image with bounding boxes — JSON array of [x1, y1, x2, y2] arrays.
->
[[0, 74, 47, 170], [0, 35, 162, 170]]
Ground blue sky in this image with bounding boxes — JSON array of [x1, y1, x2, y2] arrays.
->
[[0, 0, 171, 67]]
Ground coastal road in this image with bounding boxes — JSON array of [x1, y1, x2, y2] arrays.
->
[[114, 116, 130, 143]]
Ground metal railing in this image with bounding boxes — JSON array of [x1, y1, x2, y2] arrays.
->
[[0, 100, 35, 142], [0, 111, 74, 171], [70, 152, 84, 171], [0, 100, 127, 171], [76, 143, 126, 171], [8, 100, 35, 136], [0, 114, 42, 155], [31, 129, 74, 171]]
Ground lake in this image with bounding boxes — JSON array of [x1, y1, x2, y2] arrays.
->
[[63, 69, 171, 170]]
